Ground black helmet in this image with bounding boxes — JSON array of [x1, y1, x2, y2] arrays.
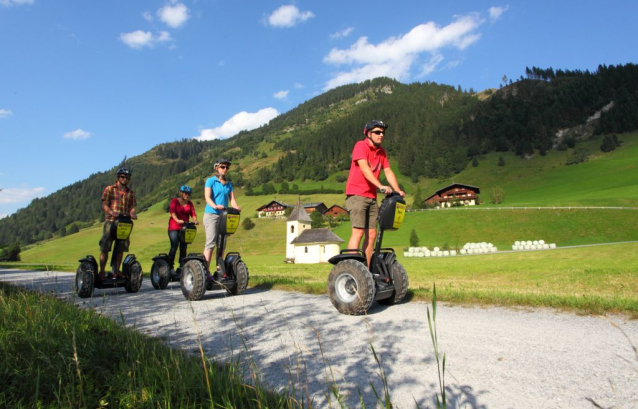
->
[[363, 120, 388, 136], [116, 167, 132, 177], [179, 185, 192, 194], [214, 157, 231, 169]]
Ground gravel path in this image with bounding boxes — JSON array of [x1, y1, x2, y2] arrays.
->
[[2, 268, 637, 409]]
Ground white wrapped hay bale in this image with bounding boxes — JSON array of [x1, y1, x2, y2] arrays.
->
[[450, 250, 457, 256], [512, 245, 518, 250], [533, 240, 539, 245], [549, 243, 556, 249], [443, 251, 450, 256], [433, 246, 440, 252], [539, 239, 545, 245], [515, 241, 521, 246], [490, 247, 497, 253], [542, 244, 549, 249], [460, 249, 467, 255], [424, 250, 431, 257]]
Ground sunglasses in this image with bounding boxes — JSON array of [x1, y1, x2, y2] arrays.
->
[[218, 165, 230, 170], [369, 130, 385, 135], [119, 175, 130, 179]]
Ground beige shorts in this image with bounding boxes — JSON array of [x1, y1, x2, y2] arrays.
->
[[203, 213, 221, 249], [346, 195, 378, 230]]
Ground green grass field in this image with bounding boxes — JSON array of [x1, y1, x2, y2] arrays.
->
[[11, 131, 638, 315]]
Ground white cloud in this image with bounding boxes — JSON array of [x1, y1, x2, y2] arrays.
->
[[119, 30, 172, 49], [0, 0, 34, 7], [294, 83, 304, 89], [0, 109, 13, 118], [273, 90, 289, 100], [488, 6, 508, 22], [142, 11, 154, 22], [157, 2, 189, 28], [266, 5, 314, 28], [63, 129, 92, 140], [0, 187, 45, 204], [330, 27, 354, 40], [323, 13, 484, 90], [194, 108, 280, 141]]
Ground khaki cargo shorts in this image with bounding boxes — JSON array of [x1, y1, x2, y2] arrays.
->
[[346, 195, 378, 230]]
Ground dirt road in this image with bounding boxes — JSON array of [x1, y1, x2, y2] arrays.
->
[[2, 268, 637, 408]]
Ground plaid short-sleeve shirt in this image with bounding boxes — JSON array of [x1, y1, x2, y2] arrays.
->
[[102, 183, 137, 221]]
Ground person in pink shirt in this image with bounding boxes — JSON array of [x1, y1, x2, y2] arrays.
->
[[345, 120, 405, 267], [167, 185, 198, 271]]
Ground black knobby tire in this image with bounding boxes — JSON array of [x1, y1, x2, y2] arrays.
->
[[150, 258, 170, 290], [125, 261, 143, 293], [180, 259, 207, 301], [228, 261, 249, 295], [327, 259, 375, 315], [75, 262, 95, 298], [378, 261, 409, 306]]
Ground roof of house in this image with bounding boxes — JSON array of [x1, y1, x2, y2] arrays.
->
[[323, 204, 347, 213], [424, 183, 481, 201], [303, 202, 325, 208], [290, 228, 344, 245], [256, 200, 291, 211]]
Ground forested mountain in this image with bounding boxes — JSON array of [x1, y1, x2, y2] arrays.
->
[[1, 63, 637, 246]]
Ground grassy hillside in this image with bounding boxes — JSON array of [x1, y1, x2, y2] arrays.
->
[[413, 131, 638, 207]]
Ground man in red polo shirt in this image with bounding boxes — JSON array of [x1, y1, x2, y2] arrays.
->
[[99, 167, 137, 279], [345, 120, 405, 267]]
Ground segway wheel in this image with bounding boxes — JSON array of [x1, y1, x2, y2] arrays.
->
[[327, 259, 375, 315], [124, 261, 143, 293], [150, 258, 170, 290], [180, 259, 207, 301], [378, 261, 409, 306], [75, 262, 95, 298], [228, 260, 249, 295]]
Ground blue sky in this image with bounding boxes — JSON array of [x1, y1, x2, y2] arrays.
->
[[1, 0, 637, 218]]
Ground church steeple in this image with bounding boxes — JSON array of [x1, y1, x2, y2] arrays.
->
[[286, 197, 311, 261]]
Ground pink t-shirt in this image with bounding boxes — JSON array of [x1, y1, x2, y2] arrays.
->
[[345, 139, 389, 198], [168, 198, 197, 231]]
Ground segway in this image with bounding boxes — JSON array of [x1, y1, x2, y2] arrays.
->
[[150, 222, 198, 290], [327, 192, 409, 315], [75, 215, 143, 298], [180, 208, 249, 301]]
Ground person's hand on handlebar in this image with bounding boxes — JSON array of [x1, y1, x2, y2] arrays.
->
[[130, 213, 138, 220], [177, 219, 184, 224], [109, 210, 119, 218]]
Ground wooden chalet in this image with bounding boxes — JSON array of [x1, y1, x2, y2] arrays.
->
[[303, 202, 327, 215], [424, 183, 481, 207], [256, 200, 292, 218], [323, 204, 348, 218]]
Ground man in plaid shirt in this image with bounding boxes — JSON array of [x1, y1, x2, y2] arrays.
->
[[99, 167, 137, 279]]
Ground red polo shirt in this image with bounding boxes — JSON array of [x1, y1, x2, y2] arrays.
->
[[345, 139, 389, 199]]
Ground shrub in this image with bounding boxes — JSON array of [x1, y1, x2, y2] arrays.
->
[[242, 217, 255, 230], [490, 187, 506, 204]]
